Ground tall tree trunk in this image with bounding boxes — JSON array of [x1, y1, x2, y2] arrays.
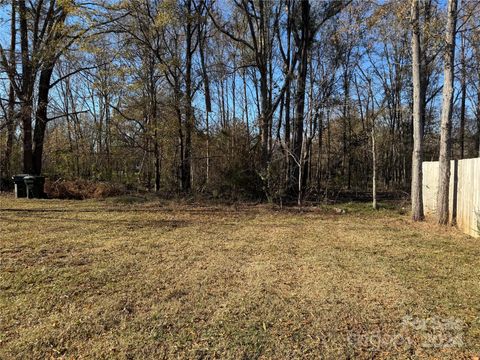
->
[[1, 0, 16, 186], [242, 68, 250, 141], [258, 0, 270, 173], [174, 82, 185, 191], [2, 80, 15, 183], [316, 111, 323, 196], [104, 92, 112, 179], [184, 0, 194, 193], [154, 128, 160, 192], [32, 66, 54, 175], [32, 6, 66, 176], [372, 125, 377, 210], [420, 0, 431, 134], [411, 0, 425, 221], [199, 19, 211, 186], [291, 0, 310, 200], [342, 63, 350, 188], [459, 29, 466, 159], [477, 88, 480, 157], [152, 90, 160, 193], [369, 79, 377, 210], [19, 0, 33, 174], [284, 52, 292, 190], [205, 111, 210, 185], [437, 0, 458, 225], [259, 68, 270, 167]]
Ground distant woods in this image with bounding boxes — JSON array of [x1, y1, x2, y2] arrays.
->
[[0, 0, 480, 206]]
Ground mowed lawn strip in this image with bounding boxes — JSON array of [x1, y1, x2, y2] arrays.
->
[[1, 195, 479, 359]]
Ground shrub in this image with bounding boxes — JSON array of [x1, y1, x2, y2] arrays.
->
[[44, 179, 126, 200]]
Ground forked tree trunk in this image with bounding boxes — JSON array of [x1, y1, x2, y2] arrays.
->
[[437, 0, 458, 225], [411, 0, 424, 221], [32, 7, 66, 176]]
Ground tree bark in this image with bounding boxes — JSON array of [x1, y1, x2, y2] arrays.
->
[[183, 0, 194, 193], [151, 68, 160, 193], [1, 0, 16, 186], [477, 88, 480, 157], [32, 66, 54, 175], [411, 0, 424, 221], [372, 125, 377, 210], [459, 29, 466, 159], [19, 0, 34, 174], [291, 0, 310, 200], [437, 0, 457, 225], [198, 13, 211, 186], [283, 2, 292, 191]]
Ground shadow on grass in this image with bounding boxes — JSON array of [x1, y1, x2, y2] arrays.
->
[[0, 210, 190, 229]]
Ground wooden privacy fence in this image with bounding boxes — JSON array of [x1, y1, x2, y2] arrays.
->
[[423, 157, 480, 238]]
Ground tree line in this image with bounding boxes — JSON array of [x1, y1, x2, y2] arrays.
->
[[0, 0, 479, 219]]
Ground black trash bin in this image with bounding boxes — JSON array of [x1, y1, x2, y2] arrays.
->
[[12, 174, 45, 199], [24, 176, 45, 199], [12, 174, 28, 198]]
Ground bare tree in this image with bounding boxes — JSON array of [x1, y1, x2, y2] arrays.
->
[[437, 0, 458, 225], [411, 0, 424, 221], [0, 0, 16, 186]]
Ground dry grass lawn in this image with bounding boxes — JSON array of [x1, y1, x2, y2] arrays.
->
[[1, 194, 479, 359]]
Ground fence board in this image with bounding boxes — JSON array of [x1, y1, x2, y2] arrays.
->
[[423, 158, 480, 238]]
